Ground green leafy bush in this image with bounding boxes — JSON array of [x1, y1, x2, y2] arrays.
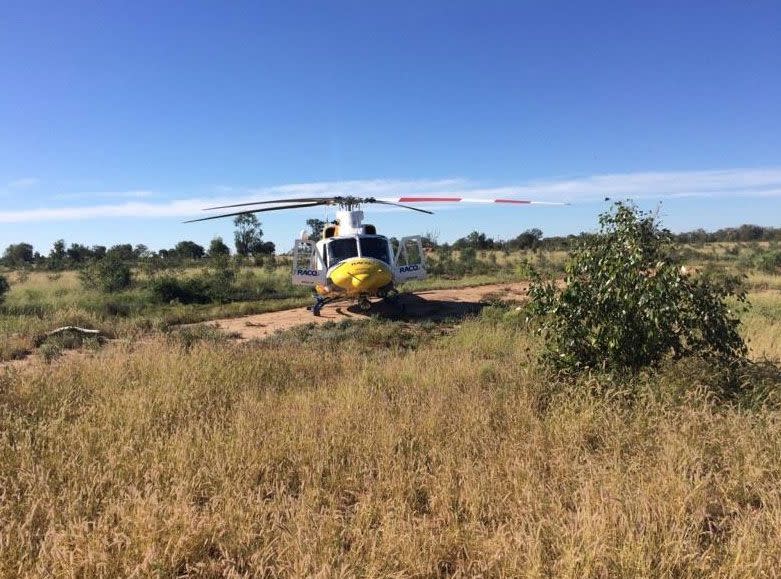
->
[[147, 262, 237, 305], [529, 202, 748, 372], [79, 254, 133, 293]]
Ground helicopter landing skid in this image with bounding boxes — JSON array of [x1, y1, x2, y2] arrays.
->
[[308, 295, 332, 317]]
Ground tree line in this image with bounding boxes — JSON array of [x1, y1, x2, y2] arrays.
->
[[1, 214, 275, 269], [3, 220, 780, 269], [438, 224, 781, 252]]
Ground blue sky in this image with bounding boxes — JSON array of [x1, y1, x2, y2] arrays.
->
[[1, 1, 780, 253]]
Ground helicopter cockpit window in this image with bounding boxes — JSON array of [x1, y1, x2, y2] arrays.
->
[[327, 238, 358, 267], [359, 237, 391, 264]]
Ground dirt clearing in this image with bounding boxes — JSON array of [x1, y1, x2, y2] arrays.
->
[[200, 282, 530, 340]]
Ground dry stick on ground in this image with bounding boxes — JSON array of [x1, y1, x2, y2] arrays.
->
[[45, 326, 101, 338]]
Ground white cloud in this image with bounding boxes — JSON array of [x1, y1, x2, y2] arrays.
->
[[510, 168, 781, 198], [7, 177, 39, 188], [51, 190, 156, 201], [0, 200, 208, 223], [1, 169, 779, 224]]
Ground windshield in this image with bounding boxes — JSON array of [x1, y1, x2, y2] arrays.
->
[[360, 237, 391, 264], [327, 238, 358, 267]]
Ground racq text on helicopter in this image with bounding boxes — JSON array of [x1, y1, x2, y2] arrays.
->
[[186, 195, 566, 315]]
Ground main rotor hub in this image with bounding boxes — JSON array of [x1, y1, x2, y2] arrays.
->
[[331, 196, 374, 210]]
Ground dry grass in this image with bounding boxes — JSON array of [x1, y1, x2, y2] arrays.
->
[[0, 268, 310, 362], [743, 291, 781, 360], [2, 311, 781, 577]]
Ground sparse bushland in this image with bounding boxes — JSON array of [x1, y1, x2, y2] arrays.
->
[[0, 231, 777, 366], [1, 310, 780, 576]]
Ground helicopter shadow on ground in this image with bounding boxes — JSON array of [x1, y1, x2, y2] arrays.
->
[[338, 292, 485, 323]]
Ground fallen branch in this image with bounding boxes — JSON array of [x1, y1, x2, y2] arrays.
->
[[45, 326, 101, 338]]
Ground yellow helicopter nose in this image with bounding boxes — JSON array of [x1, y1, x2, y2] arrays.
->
[[329, 258, 392, 294]]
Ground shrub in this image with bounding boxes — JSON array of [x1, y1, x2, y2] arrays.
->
[[38, 341, 63, 363], [147, 262, 237, 305], [754, 250, 781, 274], [529, 202, 748, 372], [79, 254, 133, 293], [0, 274, 9, 304], [147, 275, 211, 305], [200, 263, 237, 303]]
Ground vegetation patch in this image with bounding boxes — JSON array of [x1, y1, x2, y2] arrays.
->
[[529, 202, 748, 373], [263, 318, 450, 353], [78, 253, 133, 292], [166, 323, 242, 348], [32, 328, 106, 363]]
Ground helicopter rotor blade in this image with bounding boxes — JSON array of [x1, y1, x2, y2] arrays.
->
[[369, 199, 434, 214], [376, 196, 569, 206], [203, 197, 334, 211], [186, 194, 568, 223], [184, 201, 327, 223]]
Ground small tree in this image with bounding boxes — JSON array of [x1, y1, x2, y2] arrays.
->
[[234, 214, 264, 257], [306, 218, 326, 240], [49, 239, 67, 270], [208, 237, 231, 258], [174, 240, 205, 260], [107, 244, 135, 261], [133, 244, 150, 259], [79, 253, 133, 293], [513, 228, 543, 250], [529, 202, 747, 372], [66, 243, 93, 264], [2, 243, 35, 267]]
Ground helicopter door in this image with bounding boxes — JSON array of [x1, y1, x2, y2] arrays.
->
[[292, 239, 326, 286], [394, 236, 427, 281]]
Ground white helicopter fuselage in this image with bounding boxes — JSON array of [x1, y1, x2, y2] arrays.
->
[[291, 209, 427, 298]]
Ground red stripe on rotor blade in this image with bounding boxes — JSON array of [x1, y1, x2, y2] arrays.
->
[[397, 197, 462, 202], [494, 199, 531, 204]]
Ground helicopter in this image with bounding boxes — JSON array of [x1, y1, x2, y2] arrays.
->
[[186, 195, 566, 315]]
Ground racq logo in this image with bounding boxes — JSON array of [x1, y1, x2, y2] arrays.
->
[[398, 264, 420, 273], [296, 269, 319, 276]]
